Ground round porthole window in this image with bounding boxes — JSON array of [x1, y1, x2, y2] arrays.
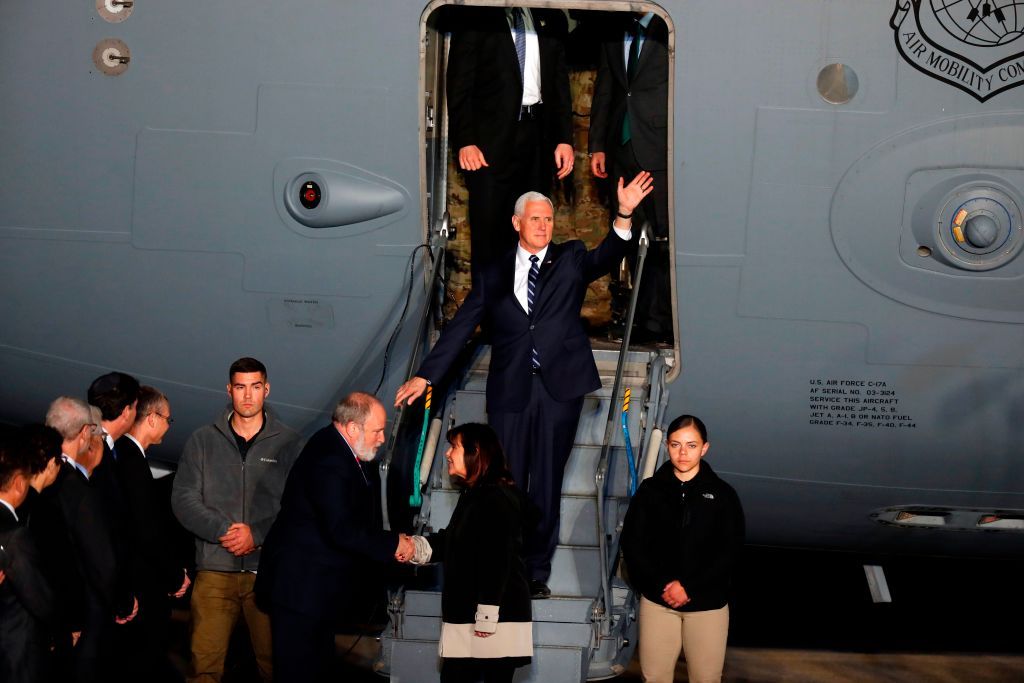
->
[[817, 63, 858, 105]]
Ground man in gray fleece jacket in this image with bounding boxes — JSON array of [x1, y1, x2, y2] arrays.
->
[[172, 357, 302, 683]]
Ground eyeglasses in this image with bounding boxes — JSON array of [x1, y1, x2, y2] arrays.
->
[[152, 412, 175, 424]]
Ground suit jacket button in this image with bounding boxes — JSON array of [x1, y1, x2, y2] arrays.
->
[[529, 324, 535, 330]]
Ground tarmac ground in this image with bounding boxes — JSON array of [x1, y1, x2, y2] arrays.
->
[[181, 547, 1024, 682]]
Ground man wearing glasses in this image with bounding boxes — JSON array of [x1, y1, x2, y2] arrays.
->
[[115, 385, 190, 681], [39, 396, 137, 681]]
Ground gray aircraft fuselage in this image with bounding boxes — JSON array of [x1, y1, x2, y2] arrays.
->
[[1, 0, 1022, 558]]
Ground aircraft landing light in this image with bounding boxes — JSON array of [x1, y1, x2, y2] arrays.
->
[[977, 515, 1024, 530], [874, 506, 1024, 532], [894, 511, 947, 526]]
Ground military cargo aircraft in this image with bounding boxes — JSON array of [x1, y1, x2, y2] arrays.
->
[[2, 0, 1022, 680]]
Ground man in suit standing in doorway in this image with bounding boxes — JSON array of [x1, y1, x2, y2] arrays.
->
[[447, 6, 575, 275], [397, 172, 654, 598], [590, 11, 672, 344]]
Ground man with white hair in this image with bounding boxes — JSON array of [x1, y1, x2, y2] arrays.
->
[[38, 396, 136, 682], [397, 172, 653, 598], [256, 391, 413, 682]]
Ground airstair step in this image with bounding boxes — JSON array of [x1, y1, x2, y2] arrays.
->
[[426, 490, 626, 547], [461, 372, 648, 392], [462, 347, 654, 379], [404, 590, 595, 624], [449, 389, 647, 448], [401, 616, 593, 649], [432, 444, 635, 498], [549, 545, 601, 597]]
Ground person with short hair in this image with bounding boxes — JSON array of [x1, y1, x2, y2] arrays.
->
[[397, 172, 653, 598], [38, 396, 137, 682], [589, 11, 672, 344], [256, 392, 409, 682], [115, 385, 190, 681], [620, 415, 745, 683], [405, 423, 533, 683], [446, 5, 575, 275], [172, 357, 302, 683], [0, 431, 57, 683], [86, 371, 142, 672], [86, 371, 141, 481]]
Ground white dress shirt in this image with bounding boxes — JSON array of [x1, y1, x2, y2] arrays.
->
[[513, 224, 633, 312], [62, 452, 90, 480], [623, 12, 656, 66], [508, 7, 541, 106]]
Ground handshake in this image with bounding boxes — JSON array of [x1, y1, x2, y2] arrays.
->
[[394, 533, 430, 565]]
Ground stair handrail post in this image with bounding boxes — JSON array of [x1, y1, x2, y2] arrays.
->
[[381, 211, 451, 531], [594, 222, 650, 628]]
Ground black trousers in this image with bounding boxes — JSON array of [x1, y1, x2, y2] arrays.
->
[[440, 657, 518, 683], [114, 589, 181, 682], [607, 139, 672, 337], [464, 114, 547, 276], [270, 604, 335, 683], [490, 375, 583, 583]]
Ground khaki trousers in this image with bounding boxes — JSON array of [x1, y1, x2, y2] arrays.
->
[[188, 570, 273, 683], [638, 596, 729, 683]]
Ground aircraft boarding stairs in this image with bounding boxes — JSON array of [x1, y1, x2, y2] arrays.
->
[[379, 345, 671, 682]]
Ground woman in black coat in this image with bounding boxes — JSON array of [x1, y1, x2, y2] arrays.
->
[[407, 423, 533, 683], [621, 414, 745, 683]]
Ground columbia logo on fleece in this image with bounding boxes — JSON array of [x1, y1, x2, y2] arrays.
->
[[259, 457, 278, 464], [702, 493, 715, 499]]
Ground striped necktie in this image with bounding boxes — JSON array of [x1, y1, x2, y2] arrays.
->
[[528, 254, 540, 370], [513, 8, 527, 121], [512, 8, 526, 80]]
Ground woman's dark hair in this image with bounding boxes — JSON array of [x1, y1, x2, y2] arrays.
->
[[16, 423, 62, 475], [447, 422, 514, 488], [666, 414, 708, 443]]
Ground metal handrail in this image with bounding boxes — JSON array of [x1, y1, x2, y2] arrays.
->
[[381, 212, 450, 531], [639, 355, 669, 483], [594, 222, 650, 627]]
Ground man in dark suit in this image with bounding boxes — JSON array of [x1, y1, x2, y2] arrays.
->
[[0, 436, 57, 683], [87, 371, 140, 493], [38, 396, 137, 682], [447, 6, 575, 274], [256, 392, 411, 682], [589, 11, 672, 343], [115, 385, 190, 681], [397, 172, 654, 597]]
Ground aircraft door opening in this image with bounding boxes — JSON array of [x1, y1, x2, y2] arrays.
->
[[419, 2, 678, 366]]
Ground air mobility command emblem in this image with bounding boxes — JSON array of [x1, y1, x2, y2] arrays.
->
[[891, 0, 1024, 101]]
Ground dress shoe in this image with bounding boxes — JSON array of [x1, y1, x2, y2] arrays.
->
[[529, 580, 551, 599]]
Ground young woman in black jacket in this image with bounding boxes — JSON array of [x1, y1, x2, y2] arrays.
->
[[407, 423, 533, 683], [621, 414, 745, 683]]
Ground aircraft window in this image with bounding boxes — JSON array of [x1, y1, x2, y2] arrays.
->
[[817, 63, 858, 104], [421, 3, 676, 351]]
